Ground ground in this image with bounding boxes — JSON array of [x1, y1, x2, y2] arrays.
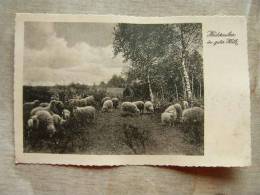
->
[[24, 109, 204, 155]]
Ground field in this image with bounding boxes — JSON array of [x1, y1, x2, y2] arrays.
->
[[24, 108, 204, 155]]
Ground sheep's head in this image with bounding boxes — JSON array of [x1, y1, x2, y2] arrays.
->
[[102, 107, 108, 112], [55, 101, 64, 114], [34, 100, 40, 106], [46, 122, 56, 137]]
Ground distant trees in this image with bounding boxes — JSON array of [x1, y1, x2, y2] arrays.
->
[[113, 23, 203, 103], [106, 74, 125, 88]]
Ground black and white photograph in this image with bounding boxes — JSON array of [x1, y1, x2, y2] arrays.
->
[[22, 21, 204, 155]]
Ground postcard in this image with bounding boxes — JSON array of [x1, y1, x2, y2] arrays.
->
[[14, 14, 251, 166]]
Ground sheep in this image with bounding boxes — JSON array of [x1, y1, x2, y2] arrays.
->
[[101, 97, 111, 105], [24, 100, 40, 110], [31, 100, 64, 116], [173, 103, 183, 122], [161, 112, 177, 126], [27, 110, 56, 138], [182, 107, 204, 143], [182, 100, 189, 110], [82, 95, 96, 106], [39, 102, 49, 107], [23, 100, 40, 121], [144, 101, 154, 113], [72, 106, 96, 126], [121, 102, 140, 116], [67, 96, 95, 109], [67, 98, 83, 110], [182, 107, 204, 125], [62, 109, 71, 120], [133, 101, 144, 113], [165, 104, 182, 122], [52, 114, 66, 130], [165, 105, 177, 113], [102, 100, 113, 112], [111, 97, 119, 109]]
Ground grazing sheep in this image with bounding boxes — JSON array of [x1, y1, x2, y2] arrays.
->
[[52, 114, 66, 130], [101, 97, 111, 105], [39, 102, 49, 107], [182, 101, 189, 110], [133, 101, 144, 113], [28, 110, 56, 138], [144, 101, 154, 113], [102, 100, 113, 112], [31, 100, 64, 116], [67, 98, 83, 109], [182, 107, 204, 143], [121, 102, 140, 116], [62, 109, 71, 120], [164, 105, 177, 113], [23, 100, 40, 121], [111, 97, 119, 109], [82, 95, 95, 106], [161, 112, 177, 126], [27, 115, 38, 130], [173, 103, 183, 122], [73, 106, 96, 126], [67, 96, 95, 109], [182, 107, 204, 125]]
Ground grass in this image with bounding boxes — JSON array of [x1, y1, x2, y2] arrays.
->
[[24, 108, 204, 155]]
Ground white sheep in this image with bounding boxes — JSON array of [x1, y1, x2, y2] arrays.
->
[[101, 97, 111, 105], [121, 102, 140, 116], [52, 114, 66, 129], [68, 96, 95, 108], [164, 105, 177, 113], [102, 100, 113, 112], [73, 106, 96, 126], [165, 103, 182, 122], [161, 112, 177, 126], [173, 103, 183, 122], [62, 109, 71, 120], [144, 101, 154, 113], [31, 100, 64, 116], [67, 98, 83, 108], [182, 101, 189, 110], [81, 95, 95, 107], [24, 100, 40, 121], [28, 110, 56, 137], [111, 97, 119, 109], [39, 102, 49, 107], [182, 107, 204, 125], [133, 101, 145, 113]]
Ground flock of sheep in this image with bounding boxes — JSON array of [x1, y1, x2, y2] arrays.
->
[[23, 95, 204, 144]]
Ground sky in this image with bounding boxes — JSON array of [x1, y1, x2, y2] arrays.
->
[[23, 22, 128, 86]]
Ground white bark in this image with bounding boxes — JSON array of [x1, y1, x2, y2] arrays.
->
[[182, 58, 192, 100], [147, 73, 154, 102], [175, 83, 179, 100], [180, 25, 192, 101], [199, 81, 202, 98]]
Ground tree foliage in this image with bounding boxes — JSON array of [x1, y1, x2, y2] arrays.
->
[[113, 23, 203, 102]]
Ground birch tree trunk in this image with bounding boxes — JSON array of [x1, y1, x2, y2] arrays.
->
[[199, 81, 202, 98], [175, 83, 179, 100], [180, 26, 192, 101], [182, 77, 186, 99], [191, 74, 194, 98], [147, 73, 154, 102], [181, 57, 192, 100], [160, 85, 164, 100]]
